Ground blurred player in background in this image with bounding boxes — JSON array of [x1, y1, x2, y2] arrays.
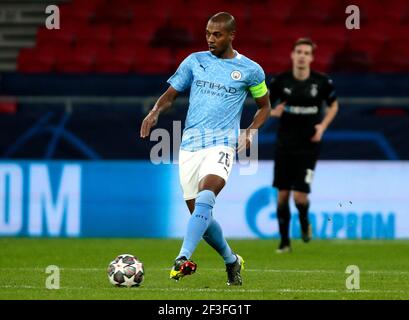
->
[[269, 38, 339, 253], [140, 12, 271, 285]]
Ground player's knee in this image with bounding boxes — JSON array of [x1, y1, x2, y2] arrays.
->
[[294, 199, 309, 209], [293, 192, 308, 206], [196, 190, 216, 209], [278, 190, 290, 205]]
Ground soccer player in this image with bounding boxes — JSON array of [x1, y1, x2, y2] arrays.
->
[[269, 38, 339, 253], [140, 12, 271, 285]]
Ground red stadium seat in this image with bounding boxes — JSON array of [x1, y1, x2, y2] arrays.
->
[[187, 0, 247, 16], [238, 45, 291, 74], [364, 0, 408, 24], [174, 46, 207, 67], [286, 0, 336, 26], [312, 50, 334, 73], [75, 24, 113, 47], [113, 43, 146, 58], [248, 20, 279, 37], [93, 0, 134, 25], [234, 45, 264, 62], [169, 0, 249, 40], [112, 22, 158, 47], [249, 5, 293, 26], [25, 0, 409, 74], [325, 0, 353, 25], [371, 56, 409, 73], [267, 0, 301, 23], [402, 9, 409, 25], [346, 28, 387, 55], [132, 2, 169, 25], [218, 4, 248, 23], [55, 46, 98, 73], [166, 6, 212, 47], [174, 50, 190, 69], [287, 9, 330, 26], [309, 26, 347, 52], [386, 26, 409, 45], [261, 56, 292, 75], [37, 43, 69, 56], [17, 47, 57, 73], [36, 25, 78, 47], [150, 22, 195, 48], [331, 50, 372, 73], [156, 0, 189, 15], [18, 44, 73, 73], [94, 48, 134, 73], [384, 42, 409, 57], [232, 22, 273, 48], [70, 0, 105, 9], [17, 48, 44, 73], [134, 48, 173, 74], [371, 44, 409, 73], [75, 43, 108, 58], [59, 3, 95, 25], [170, 6, 210, 25], [269, 26, 312, 46]]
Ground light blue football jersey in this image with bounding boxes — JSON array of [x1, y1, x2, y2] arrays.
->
[[167, 50, 267, 152]]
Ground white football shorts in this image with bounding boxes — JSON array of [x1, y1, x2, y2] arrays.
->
[[179, 145, 235, 200]]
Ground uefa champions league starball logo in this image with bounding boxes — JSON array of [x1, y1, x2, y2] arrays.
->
[[231, 70, 242, 80]]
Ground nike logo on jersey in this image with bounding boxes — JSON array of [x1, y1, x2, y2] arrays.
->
[[284, 87, 292, 95]]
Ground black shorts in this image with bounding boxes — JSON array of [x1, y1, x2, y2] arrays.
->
[[273, 152, 318, 193]]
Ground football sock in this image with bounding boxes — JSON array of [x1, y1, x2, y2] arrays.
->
[[277, 202, 291, 245], [296, 201, 310, 232], [177, 190, 215, 260], [203, 218, 237, 264]]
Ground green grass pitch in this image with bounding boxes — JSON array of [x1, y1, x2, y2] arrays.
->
[[1, 238, 409, 300]]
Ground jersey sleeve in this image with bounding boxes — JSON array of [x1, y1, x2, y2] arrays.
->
[[324, 77, 337, 105], [248, 64, 268, 98], [268, 76, 281, 105], [167, 55, 194, 92]]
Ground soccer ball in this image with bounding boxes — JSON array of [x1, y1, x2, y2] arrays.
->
[[107, 253, 144, 287]]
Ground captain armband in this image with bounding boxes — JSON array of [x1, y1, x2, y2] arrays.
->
[[249, 80, 268, 98]]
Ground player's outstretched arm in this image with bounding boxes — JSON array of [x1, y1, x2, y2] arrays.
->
[[250, 93, 272, 130], [311, 100, 339, 142], [140, 86, 179, 138], [237, 93, 271, 152], [270, 101, 285, 117]]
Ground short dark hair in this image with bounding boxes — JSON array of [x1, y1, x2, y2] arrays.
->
[[293, 38, 317, 53], [208, 12, 236, 32]]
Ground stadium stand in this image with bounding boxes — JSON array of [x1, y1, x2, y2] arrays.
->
[[1, 0, 409, 162], [3, 0, 408, 74]]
